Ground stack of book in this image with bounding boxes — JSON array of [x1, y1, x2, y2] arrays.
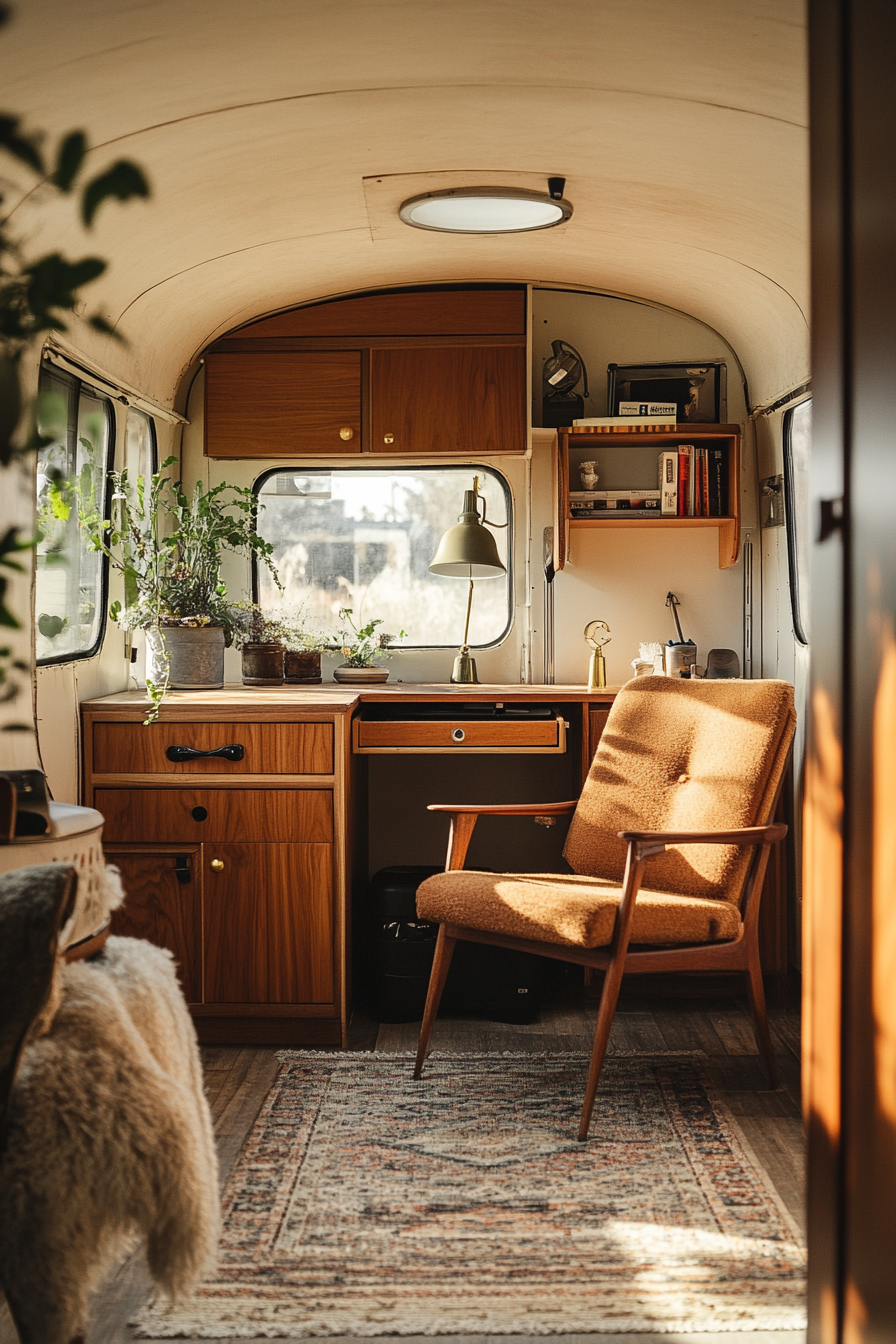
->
[[658, 446, 729, 517], [570, 489, 662, 518]]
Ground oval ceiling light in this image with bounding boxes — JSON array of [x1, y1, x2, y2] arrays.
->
[[399, 182, 572, 235]]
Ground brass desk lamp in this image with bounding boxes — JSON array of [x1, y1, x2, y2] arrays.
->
[[429, 477, 506, 683]]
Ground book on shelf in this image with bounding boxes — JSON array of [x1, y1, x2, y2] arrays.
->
[[708, 445, 729, 516], [677, 444, 693, 516], [658, 451, 678, 515], [570, 417, 676, 433], [618, 400, 678, 418], [571, 498, 661, 514], [570, 489, 661, 501]]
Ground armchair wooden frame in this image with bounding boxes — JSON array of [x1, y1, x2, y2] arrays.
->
[[413, 799, 788, 1142]]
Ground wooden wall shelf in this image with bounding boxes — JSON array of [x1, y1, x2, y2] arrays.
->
[[554, 425, 742, 570]]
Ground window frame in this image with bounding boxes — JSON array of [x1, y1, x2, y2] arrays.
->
[[124, 404, 158, 478], [251, 462, 515, 650], [782, 397, 811, 648], [35, 368, 116, 667]]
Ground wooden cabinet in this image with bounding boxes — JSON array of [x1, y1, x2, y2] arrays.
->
[[203, 843, 333, 1003], [203, 286, 528, 458], [369, 345, 526, 455], [554, 426, 742, 570], [82, 695, 352, 1046], [205, 351, 361, 457], [107, 846, 202, 1004]]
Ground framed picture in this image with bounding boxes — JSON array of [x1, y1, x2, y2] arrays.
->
[[607, 361, 727, 423]]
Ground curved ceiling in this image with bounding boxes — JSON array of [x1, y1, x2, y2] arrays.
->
[[1, 0, 808, 409]]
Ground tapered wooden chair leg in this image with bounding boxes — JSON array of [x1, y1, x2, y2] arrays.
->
[[413, 926, 456, 1079], [578, 953, 627, 1142], [745, 952, 779, 1088]]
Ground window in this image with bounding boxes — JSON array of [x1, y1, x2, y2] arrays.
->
[[124, 406, 157, 479], [783, 398, 811, 645], [35, 367, 114, 663], [254, 465, 512, 647]]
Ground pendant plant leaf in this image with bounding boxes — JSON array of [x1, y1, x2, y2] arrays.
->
[[51, 129, 87, 192], [81, 160, 150, 227]]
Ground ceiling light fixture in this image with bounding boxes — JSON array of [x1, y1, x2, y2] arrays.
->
[[399, 177, 571, 235]]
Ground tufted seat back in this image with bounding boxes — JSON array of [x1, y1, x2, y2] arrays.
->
[[563, 677, 796, 905]]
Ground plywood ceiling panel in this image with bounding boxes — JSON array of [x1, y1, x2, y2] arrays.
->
[[0, 0, 808, 408]]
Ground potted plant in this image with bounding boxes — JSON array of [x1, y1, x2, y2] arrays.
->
[[85, 457, 280, 719], [329, 608, 405, 684], [229, 603, 286, 685]]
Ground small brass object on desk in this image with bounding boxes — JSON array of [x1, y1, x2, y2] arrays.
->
[[584, 620, 612, 690]]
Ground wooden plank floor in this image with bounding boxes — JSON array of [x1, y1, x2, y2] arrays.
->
[[0, 987, 805, 1344]]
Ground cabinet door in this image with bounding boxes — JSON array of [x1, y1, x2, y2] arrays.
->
[[203, 843, 334, 1004], [205, 351, 361, 457], [108, 848, 202, 1004], [369, 345, 526, 454]]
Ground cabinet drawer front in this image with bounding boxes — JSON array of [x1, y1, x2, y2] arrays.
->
[[92, 721, 333, 775], [355, 718, 562, 750], [96, 789, 333, 843]]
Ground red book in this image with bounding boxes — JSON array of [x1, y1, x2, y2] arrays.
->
[[677, 445, 693, 516]]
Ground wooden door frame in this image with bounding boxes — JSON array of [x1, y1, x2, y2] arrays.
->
[[806, 0, 896, 1339]]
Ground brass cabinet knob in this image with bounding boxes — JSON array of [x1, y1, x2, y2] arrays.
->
[[383, 433, 394, 444], [210, 858, 225, 871], [339, 427, 354, 441]]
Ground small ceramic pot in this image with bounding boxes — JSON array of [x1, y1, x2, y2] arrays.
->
[[284, 650, 322, 684], [241, 642, 284, 685], [332, 665, 390, 684], [146, 625, 225, 690]]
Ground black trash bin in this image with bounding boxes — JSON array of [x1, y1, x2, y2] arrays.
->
[[367, 865, 543, 1025]]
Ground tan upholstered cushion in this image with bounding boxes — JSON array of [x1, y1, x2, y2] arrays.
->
[[416, 869, 741, 948], [563, 677, 796, 904]]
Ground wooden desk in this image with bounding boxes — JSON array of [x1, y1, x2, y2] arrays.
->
[[81, 683, 616, 1045]]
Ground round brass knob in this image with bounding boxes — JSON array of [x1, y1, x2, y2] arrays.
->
[[383, 433, 394, 444], [339, 427, 353, 441], [210, 858, 225, 871]]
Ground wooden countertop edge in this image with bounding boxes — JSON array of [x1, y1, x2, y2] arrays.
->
[[79, 683, 622, 713]]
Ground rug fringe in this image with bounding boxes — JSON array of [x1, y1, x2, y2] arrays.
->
[[275, 1049, 707, 1062]]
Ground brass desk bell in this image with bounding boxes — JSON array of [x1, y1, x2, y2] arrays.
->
[[584, 620, 611, 690]]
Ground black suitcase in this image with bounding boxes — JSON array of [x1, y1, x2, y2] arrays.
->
[[367, 865, 542, 1025]]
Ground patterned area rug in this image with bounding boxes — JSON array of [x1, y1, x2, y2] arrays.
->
[[136, 1052, 806, 1337]]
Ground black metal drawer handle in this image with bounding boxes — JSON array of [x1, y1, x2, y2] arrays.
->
[[166, 743, 245, 762]]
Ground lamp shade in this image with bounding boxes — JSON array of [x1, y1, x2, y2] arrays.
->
[[429, 490, 506, 578]]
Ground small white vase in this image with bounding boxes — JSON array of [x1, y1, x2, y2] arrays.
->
[[579, 461, 599, 490]]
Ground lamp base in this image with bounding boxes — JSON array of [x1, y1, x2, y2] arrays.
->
[[450, 650, 479, 684]]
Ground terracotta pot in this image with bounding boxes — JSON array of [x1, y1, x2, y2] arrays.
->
[[241, 642, 284, 685], [284, 650, 322, 684], [146, 625, 225, 690], [332, 664, 390, 684]]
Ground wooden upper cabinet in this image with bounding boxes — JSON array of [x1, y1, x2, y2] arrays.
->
[[370, 345, 527, 455], [205, 351, 361, 457], [224, 288, 525, 339]]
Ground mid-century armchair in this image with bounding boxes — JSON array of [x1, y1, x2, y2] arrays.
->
[[413, 676, 796, 1141]]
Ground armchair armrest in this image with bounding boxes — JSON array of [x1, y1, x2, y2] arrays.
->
[[619, 823, 788, 861], [428, 801, 578, 816], [428, 800, 578, 870]]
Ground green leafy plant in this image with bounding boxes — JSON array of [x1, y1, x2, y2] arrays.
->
[[84, 457, 282, 720], [0, 2, 151, 716], [331, 608, 406, 668]]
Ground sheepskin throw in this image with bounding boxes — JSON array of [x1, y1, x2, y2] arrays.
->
[[0, 936, 220, 1344], [135, 1052, 806, 1337]]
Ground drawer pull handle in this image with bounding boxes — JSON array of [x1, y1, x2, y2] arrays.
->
[[166, 743, 245, 762], [174, 856, 192, 885], [210, 858, 225, 871], [451, 728, 466, 742]]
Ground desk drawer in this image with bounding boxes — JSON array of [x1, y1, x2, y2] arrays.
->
[[95, 788, 333, 843], [353, 716, 566, 753], [92, 721, 333, 776]]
